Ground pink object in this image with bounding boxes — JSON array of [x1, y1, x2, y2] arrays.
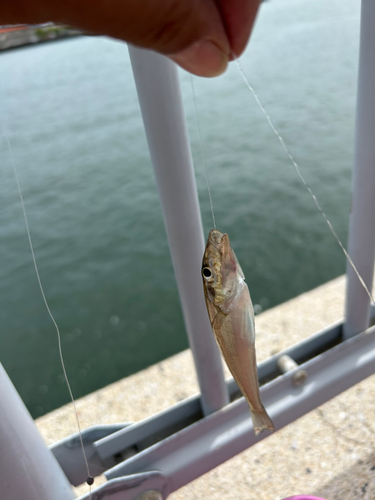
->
[[282, 497, 327, 500]]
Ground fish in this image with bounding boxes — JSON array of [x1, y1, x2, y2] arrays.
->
[[202, 229, 274, 435]]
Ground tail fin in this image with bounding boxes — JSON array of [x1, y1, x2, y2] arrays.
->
[[250, 407, 274, 435]]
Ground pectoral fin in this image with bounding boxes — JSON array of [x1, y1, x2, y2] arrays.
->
[[204, 296, 219, 326]]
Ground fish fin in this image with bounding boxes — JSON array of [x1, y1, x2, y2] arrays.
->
[[250, 407, 274, 435], [204, 296, 220, 326]]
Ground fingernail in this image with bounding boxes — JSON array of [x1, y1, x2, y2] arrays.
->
[[170, 40, 228, 77]]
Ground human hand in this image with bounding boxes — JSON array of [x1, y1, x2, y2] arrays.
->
[[1, 0, 260, 77]]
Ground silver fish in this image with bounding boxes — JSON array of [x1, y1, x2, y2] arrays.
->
[[202, 229, 274, 435]]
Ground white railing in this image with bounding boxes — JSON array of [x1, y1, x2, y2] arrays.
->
[[128, 46, 229, 417], [344, 0, 375, 338]]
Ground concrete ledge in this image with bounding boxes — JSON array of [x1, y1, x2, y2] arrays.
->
[[36, 275, 375, 499], [0, 25, 82, 51]]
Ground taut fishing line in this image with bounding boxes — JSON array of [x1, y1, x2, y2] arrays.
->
[[190, 75, 217, 230], [1, 119, 93, 497], [233, 55, 374, 304]]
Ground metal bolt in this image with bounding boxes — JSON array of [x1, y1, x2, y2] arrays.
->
[[277, 354, 308, 387]]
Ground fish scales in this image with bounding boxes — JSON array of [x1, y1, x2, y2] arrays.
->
[[202, 229, 274, 435]]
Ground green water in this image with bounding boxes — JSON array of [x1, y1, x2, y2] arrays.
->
[[0, 0, 360, 417]]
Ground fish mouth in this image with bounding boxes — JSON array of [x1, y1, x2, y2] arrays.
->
[[208, 229, 224, 247]]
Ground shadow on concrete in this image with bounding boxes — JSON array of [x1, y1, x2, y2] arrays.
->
[[313, 452, 375, 500]]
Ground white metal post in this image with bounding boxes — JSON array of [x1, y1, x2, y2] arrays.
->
[[128, 46, 229, 415], [344, 0, 375, 339], [0, 364, 76, 500]]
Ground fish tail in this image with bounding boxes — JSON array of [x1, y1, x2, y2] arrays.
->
[[250, 406, 274, 435]]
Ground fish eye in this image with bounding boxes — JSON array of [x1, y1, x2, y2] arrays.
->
[[202, 267, 212, 279]]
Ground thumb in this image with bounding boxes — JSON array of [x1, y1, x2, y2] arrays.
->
[[2, 0, 231, 77]]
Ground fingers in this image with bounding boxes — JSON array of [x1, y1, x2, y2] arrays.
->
[[169, 39, 228, 78], [2, 0, 230, 77], [216, 0, 261, 58]]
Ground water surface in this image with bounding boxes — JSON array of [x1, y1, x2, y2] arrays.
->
[[0, 0, 360, 416]]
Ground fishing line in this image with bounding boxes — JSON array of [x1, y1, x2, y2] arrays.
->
[[190, 75, 217, 230], [1, 119, 93, 496], [233, 56, 374, 304]]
